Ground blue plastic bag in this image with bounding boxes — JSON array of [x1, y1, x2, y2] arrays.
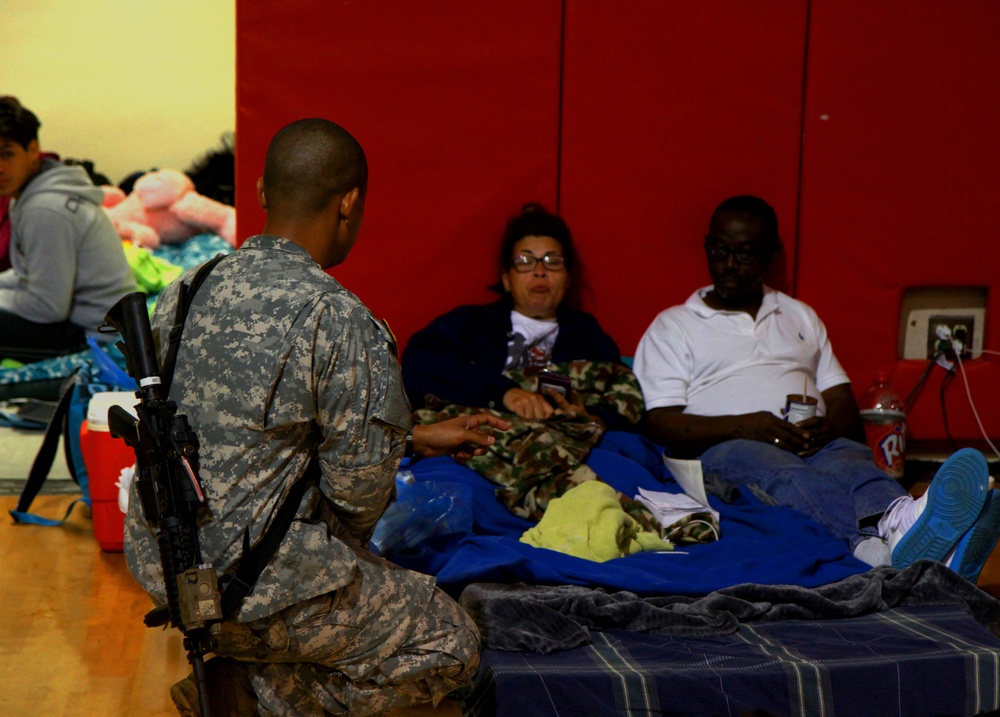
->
[[371, 473, 474, 556]]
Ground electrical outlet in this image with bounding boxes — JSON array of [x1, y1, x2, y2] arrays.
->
[[903, 306, 985, 360], [926, 315, 975, 359]]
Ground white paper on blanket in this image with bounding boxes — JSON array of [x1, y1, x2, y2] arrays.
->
[[634, 456, 720, 529]]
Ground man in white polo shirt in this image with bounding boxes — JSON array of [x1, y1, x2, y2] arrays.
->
[[634, 195, 999, 581]]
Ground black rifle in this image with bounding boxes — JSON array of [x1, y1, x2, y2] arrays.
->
[[102, 291, 222, 717]]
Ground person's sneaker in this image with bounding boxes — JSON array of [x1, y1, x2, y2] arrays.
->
[[170, 656, 258, 717], [884, 448, 989, 569], [946, 489, 1000, 583]]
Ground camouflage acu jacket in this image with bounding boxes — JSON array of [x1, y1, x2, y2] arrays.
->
[[123, 235, 413, 622]]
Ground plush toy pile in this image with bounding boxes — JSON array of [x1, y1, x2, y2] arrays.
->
[[103, 169, 236, 249]]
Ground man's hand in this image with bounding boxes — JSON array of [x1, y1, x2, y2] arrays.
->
[[412, 414, 510, 462], [790, 416, 836, 457], [730, 411, 812, 454], [502, 387, 554, 420], [647, 382, 864, 459]]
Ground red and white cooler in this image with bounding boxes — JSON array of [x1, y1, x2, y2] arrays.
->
[[79, 392, 138, 552]]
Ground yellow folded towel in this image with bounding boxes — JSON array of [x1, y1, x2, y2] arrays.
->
[[520, 480, 673, 562]]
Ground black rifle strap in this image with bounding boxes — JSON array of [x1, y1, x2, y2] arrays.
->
[[161, 253, 227, 394], [220, 459, 320, 618]]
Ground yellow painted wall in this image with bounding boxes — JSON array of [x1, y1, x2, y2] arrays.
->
[[0, 0, 235, 186]]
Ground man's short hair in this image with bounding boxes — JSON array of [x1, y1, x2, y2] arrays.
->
[[710, 195, 780, 249], [263, 118, 368, 215], [0, 97, 40, 148]]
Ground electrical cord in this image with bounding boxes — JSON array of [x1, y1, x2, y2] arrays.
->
[[939, 365, 958, 452], [904, 353, 942, 413], [904, 338, 999, 460], [954, 351, 1000, 461]]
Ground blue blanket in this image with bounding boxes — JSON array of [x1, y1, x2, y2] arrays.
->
[[383, 431, 871, 597]]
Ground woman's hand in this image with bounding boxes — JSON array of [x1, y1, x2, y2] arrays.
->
[[544, 389, 604, 427], [412, 414, 510, 462], [502, 387, 555, 420]]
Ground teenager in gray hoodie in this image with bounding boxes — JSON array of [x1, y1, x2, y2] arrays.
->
[[0, 98, 135, 363]]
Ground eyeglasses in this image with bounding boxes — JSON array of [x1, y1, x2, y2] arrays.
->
[[703, 237, 768, 265], [511, 252, 567, 273]]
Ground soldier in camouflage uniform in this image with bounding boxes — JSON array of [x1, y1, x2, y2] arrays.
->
[[124, 118, 506, 716]]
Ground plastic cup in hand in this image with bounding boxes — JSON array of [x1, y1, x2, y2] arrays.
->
[[784, 394, 817, 424]]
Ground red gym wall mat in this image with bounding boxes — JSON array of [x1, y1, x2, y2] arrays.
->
[[558, 0, 808, 357], [236, 1, 563, 346], [797, 1, 1000, 442], [237, 1, 1000, 445]]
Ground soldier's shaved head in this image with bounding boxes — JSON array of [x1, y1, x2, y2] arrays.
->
[[262, 118, 368, 216]]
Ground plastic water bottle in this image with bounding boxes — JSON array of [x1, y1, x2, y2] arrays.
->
[[859, 371, 907, 479]]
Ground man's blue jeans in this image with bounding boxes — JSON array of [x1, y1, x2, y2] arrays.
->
[[699, 438, 907, 550]]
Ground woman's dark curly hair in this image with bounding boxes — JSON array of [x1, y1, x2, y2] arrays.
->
[[497, 202, 577, 271], [490, 203, 580, 305]]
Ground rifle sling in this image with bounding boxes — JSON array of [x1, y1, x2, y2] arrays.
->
[[160, 252, 318, 619], [220, 459, 319, 618], [161, 253, 227, 393]]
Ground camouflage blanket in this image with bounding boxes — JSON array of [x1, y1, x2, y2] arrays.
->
[[414, 360, 718, 544]]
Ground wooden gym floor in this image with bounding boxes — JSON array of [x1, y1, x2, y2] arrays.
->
[[0, 495, 459, 717]]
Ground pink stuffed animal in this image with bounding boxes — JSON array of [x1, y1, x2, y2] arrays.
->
[[104, 169, 236, 249]]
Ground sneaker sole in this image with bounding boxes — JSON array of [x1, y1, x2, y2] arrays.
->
[[949, 490, 1000, 583], [891, 448, 989, 569]]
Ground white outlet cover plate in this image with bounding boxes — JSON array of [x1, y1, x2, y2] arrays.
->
[[903, 307, 984, 360]]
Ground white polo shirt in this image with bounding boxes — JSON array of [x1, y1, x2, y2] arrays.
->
[[634, 286, 850, 418]]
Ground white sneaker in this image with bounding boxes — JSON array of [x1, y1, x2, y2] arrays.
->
[[882, 448, 989, 569], [879, 494, 923, 555]]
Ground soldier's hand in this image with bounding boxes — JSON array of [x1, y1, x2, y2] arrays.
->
[[412, 414, 510, 462]]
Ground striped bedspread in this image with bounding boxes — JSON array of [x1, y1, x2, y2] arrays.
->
[[463, 604, 1000, 717]]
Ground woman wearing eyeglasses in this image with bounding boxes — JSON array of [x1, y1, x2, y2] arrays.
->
[[401, 202, 631, 428]]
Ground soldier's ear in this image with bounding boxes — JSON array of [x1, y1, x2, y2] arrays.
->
[[339, 187, 361, 222], [256, 177, 267, 210]]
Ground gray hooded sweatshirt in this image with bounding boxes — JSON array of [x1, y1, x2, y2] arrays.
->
[[0, 158, 135, 334]]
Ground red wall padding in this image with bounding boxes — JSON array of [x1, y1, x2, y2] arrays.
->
[[797, 1, 1000, 442], [236, 1, 563, 345], [237, 1, 1000, 446], [558, 0, 808, 356]]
